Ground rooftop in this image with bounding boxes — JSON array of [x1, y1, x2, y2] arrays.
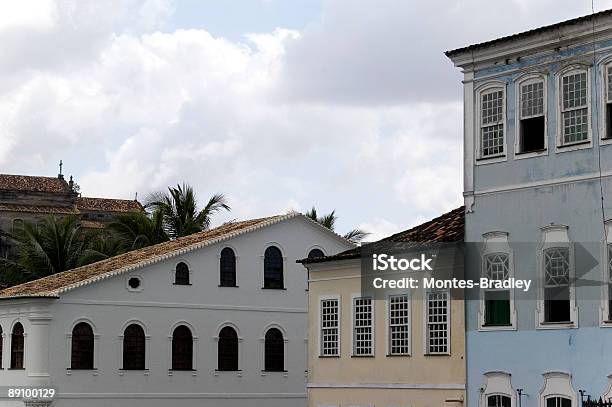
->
[[445, 9, 612, 58], [76, 197, 143, 213], [0, 174, 71, 194], [300, 206, 464, 264]]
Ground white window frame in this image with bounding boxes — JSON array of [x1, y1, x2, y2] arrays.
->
[[479, 232, 517, 331], [167, 321, 198, 376], [117, 319, 151, 376], [539, 372, 576, 407], [319, 295, 340, 357], [217, 245, 239, 287], [475, 82, 507, 163], [65, 318, 100, 375], [600, 221, 612, 326], [259, 323, 288, 376], [479, 371, 516, 407], [599, 57, 612, 145], [386, 293, 410, 356], [423, 289, 450, 355], [556, 65, 592, 151], [351, 294, 374, 357], [536, 225, 577, 329], [213, 321, 244, 376], [514, 74, 548, 159]]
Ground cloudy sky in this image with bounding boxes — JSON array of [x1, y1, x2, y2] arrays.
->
[[2, 0, 612, 240]]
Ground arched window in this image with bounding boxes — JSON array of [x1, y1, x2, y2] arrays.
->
[[172, 325, 193, 371], [264, 328, 284, 372], [0, 325, 3, 369], [71, 322, 94, 370], [308, 248, 325, 259], [10, 322, 24, 369], [217, 326, 238, 371], [123, 324, 145, 370], [487, 395, 511, 407], [264, 246, 284, 289], [220, 248, 236, 287], [175, 262, 190, 285]]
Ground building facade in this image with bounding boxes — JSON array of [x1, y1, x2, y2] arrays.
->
[[302, 208, 465, 407], [0, 213, 353, 407], [446, 11, 612, 407]]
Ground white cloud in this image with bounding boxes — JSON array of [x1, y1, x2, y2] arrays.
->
[[359, 218, 401, 242], [0, 0, 58, 31]]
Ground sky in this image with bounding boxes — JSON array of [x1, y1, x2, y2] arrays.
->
[[2, 0, 612, 241]]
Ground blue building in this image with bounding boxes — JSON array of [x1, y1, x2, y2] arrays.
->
[[446, 11, 612, 407]]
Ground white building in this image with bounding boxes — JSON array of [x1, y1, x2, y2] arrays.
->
[[0, 213, 353, 407]]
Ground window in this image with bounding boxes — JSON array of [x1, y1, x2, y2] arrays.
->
[[425, 291, 449, 354], [560, 71, 589, 145], [518, 79, 545, 153], [127, 277, 141, 290], [308, 248, 325, 259], [320, 298, 339, 356], [10, 323, 24, 369], [480, 88, 505, 158], [217, 326, 239, 371], [388, 294, 410, 355], [122, 324, 145, 370], [172, 325, 193, 371], [220, 247, 236, 287], [71, 322, 94, 370], [264, 328, 284, 372], [546, 397, 571, 407], [606, 65, 612, 139], [353, 297, 373, 356], [174, 262, 190, 285], [488, 395, 511, 407], [543, 247, 571, 323], [263, 246, 284, 289], [0, 325, 3, 369], [484, 254, 511, 326]]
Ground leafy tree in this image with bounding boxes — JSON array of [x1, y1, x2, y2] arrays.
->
[[305, 207, 369, 243], [146, 183, 230, 238], [107, 211, 168, 251], [0, 215, 89, 285]]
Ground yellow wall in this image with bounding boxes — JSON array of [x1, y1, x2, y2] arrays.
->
[[307, 260, 465, 407]]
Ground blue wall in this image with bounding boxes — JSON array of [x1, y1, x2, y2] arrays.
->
[[466, 36, 612, 406]]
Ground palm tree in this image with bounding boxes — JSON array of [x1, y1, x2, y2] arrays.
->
[[305, 207, 369, 243], [0, 215, 88, 285], [107, 211, 168, 251], [146, 183, 231, 238]]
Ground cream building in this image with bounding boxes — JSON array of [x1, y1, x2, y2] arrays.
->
[[301, 207, 465, 407]]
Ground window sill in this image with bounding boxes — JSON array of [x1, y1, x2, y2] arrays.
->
[[8, 368, 25, 370], [318, 355, 340, 358], [556, 140, 591, 152], [67, 368, 99, 376], [261, 287, 287, 290], [350, 355, 374, 358], [118, 369, 150, 376], [537, 321, 576, 330], [168, 369, 197, 376], [516, 148, 546, 156], [172, 283, 192, 286], [424, 353, 451, 357], [214, 369, 242, 377], [386, 353, 411, 357], [261, 370, 288, 377], [476, 154, 506, 161], [218, 285, 239, 288]]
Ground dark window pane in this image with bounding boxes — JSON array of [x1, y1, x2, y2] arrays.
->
[[520, 116, 545, 152], [264, 246, 283, 289], [123, 324, 145, 370], [264, 328, 284, 372], [71, 322, 94, 370], [11, 323, 24, 369], [218, 327, 238, 371], [220, 247, 237, 287], [607, 104, 612, 139], [488, 395, 511, 407], [172, 325, 193, 370], [308, 249, 325, 259], [0, 325, 2, 369], [544, 287, 571, 323], [175, 262, 190, 285], [484, 291, 511, 326]]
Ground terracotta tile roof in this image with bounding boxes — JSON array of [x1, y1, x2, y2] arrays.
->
[[0, 174, 71, 193], [446, 9, 612, 57], [79, 220, 106, 229], [76, 197, 143, 213], [300, 206, 465, 264], [0, 212, 348, 299], [0, 203, 78, 215]]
